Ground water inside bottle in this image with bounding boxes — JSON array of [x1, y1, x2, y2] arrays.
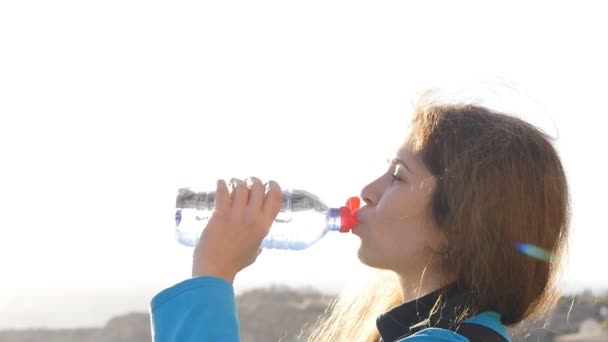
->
[[175, 208, 330, 249]]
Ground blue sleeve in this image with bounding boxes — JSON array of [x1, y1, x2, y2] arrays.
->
[[397, 328, 469, 341], [149, 276, 240, 342]]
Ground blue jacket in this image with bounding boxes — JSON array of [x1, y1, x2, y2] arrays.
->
[[149, 276, 512, 342]]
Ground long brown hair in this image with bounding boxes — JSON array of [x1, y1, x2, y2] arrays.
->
[[307, 96, 570, 341]]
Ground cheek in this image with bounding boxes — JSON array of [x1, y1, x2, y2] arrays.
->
[[358, 223, 433, 271], [375, 218, 429, 257], [362, 191, 437, 265], [374, 193, 430, 249], [375, 190, 427, 224]]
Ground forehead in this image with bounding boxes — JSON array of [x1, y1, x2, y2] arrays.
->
[[394, 146, 429, 176]]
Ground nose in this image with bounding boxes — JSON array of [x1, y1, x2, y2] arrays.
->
[[360, 182, 379, 206]]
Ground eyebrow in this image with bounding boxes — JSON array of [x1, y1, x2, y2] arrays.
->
[[391, 158, 414, 175]]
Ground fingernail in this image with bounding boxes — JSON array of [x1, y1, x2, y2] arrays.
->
[[264, 182, 270, 194]]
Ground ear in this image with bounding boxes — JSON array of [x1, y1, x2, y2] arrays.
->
[[435, 230, 449, 253]]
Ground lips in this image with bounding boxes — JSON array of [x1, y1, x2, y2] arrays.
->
[[351, 222, 367, 238], [354, 207, 367, 223], [351, 209, 367, 234]]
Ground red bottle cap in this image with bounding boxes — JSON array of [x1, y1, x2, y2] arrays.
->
[[339, 197, 360, 233]]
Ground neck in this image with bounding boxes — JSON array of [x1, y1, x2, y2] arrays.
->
[[397, 265, 454, 303]]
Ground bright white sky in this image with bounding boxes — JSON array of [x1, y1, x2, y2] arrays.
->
[[1, 0, 607, 328]]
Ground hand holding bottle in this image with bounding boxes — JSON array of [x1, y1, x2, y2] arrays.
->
[[191, 177, 283, 283]]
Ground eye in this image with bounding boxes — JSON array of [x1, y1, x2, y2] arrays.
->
[[391, 164, 406, 183], [390, 170, 404, 183], [385, 159, 407, 183]]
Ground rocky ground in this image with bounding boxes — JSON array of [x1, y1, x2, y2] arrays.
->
[[1, 287, 606, 342]]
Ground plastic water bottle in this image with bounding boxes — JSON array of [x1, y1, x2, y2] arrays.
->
[[174, 187, 360, 250]]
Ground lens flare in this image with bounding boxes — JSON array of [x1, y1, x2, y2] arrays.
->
[[516, 243, 552, 262]]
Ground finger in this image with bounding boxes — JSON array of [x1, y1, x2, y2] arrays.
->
[[262, 180, 283, 222], [230, 178, 248, 212], [214, 179, 230, 212], [245, 177, 264, 211], [228, 180, 236, 203]]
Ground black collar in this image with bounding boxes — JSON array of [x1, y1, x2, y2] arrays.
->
[[376, 282, 476, 342]]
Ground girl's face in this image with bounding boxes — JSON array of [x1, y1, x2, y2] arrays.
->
[[354, 143, 445, 276]]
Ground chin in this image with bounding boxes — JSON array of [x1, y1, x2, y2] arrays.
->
[[357, 244, 405, 273], [357, 244, 385, 269]]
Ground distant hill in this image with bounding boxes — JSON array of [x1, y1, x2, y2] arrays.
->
[[0, 287, 606, 342], [509, 294, 608, 342]]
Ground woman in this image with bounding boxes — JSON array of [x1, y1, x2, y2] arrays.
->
[[150, 97, 570, 342]]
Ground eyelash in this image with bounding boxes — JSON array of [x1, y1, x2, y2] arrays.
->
[[388, 164, 404, 183], [391, 172, 404, 183]]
